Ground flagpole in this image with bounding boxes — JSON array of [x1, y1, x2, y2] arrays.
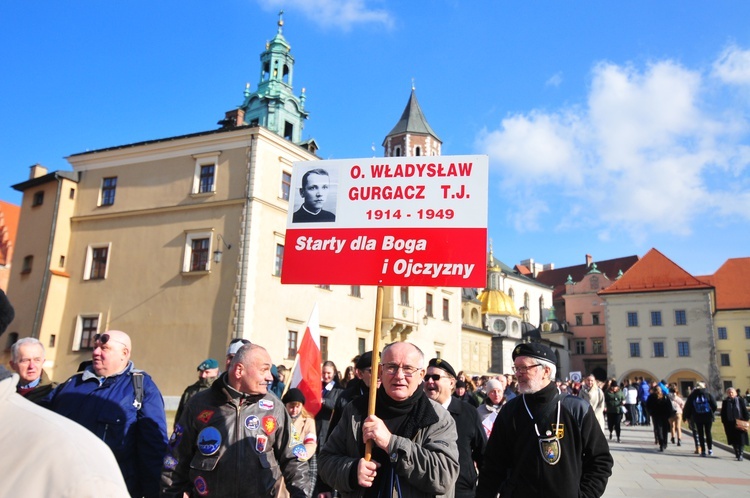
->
[[365, 285, 384, 461]]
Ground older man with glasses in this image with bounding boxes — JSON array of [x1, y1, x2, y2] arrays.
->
[[43, 330, 168, 498], [477, 343, 613, 498], [319, 342, 458, 498]]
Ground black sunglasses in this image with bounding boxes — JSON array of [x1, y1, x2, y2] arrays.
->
[[93, 333, 127, 347], [425, 374, 449, 382]]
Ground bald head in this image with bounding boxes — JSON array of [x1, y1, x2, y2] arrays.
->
[[92, 330, 131, 377]]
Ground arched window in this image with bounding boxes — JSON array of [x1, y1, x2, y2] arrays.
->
[[524, 292, 530, 309], [508, 288, 515, 302], [415, 146, 421, 156]]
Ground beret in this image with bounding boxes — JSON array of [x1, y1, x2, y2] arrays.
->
[[355, 351, 373, 370], [197, 358, 219, 371], [512, 342, 556, 362], [428, 358, 456, 378], [282, 388, 306, 405]]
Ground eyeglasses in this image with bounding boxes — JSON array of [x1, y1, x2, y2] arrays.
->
[[512, 363, 543, 374], [93, 333, 127, 348], [424, 374, 450, 382], [381, 363, 421, 377]]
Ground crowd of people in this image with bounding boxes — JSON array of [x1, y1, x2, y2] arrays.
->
[[2, 286, 747, 497]]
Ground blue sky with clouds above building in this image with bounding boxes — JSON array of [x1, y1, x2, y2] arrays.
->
[[2, 1, 749, 276]]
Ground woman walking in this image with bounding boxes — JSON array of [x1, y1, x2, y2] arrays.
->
[[647, 386, 675, 452], [668, 387, 685, 446], [720, 387, 749, 461], [604, 380, 626, 443]]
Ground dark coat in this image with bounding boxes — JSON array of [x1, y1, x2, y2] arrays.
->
[[720, 395, 750, 447], [316, 381, 343, 446], [477, 382, 613, 498], [683, 388, 718, 423], [447, 396, 486, 498], [17, 370, 57, 405]]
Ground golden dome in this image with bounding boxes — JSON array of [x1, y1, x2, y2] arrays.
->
[[477, 288, 521, 317]]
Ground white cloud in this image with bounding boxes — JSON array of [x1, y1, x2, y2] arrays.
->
[[259, 0, 394, 31], [546, 72, 563, 87], [713, 45, 750, 85], [477, 51, 750, 242]]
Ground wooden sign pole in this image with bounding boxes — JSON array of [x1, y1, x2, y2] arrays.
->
[[364, 285, 384, 461]]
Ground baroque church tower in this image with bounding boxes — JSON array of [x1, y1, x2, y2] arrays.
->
[[220, 12, 314, 151]]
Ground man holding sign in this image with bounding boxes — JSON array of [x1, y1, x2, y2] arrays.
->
[[318, 342, 458, 497]]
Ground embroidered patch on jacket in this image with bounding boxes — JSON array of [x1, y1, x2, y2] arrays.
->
[[259, 399, 274, 410], [550, 423, 565, 439], [196, 410, 215, 424], [292, 443, 308, 460], [194, 476, 209, 496], [163, 455, 178, 470], [169, 424, 184, 447], [256, 434, 269, 453], [245, 415, 260, 431], [262, 415, 277, 434], [197, 426, 222, 456]]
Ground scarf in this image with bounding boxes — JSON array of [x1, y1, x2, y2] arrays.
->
[[355, 385, 438, 498]]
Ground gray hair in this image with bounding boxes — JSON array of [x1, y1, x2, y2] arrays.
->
[[229, 343, 265, 371], [539, 358, 556, 381], [11, 337, 44, 363]]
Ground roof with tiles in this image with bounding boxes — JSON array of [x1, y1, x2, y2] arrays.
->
[[711, 258, 750, 310], [524, 255, 639, 300], [599, 248, 712, 295]]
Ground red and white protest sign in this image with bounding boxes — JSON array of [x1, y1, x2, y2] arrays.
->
[[281, 155, 488, 287]]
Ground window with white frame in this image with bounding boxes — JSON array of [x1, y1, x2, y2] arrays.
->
[[675, 309, 687, 325], [720, 353, 731, 366], [653, 341, 665, 358], [183, 231, 213, 272], [281, 171, 292, 201], [100, 177, 117, 206], [274, 243, 284, 277], [73, 314, 101, 351], [442, 298, 450, 321], [83, 243, 111, 280], [677, 341, 690, 357], [629, 342, 641, 357], [718, 327, 728, 340], [192, 153, 219, 194]]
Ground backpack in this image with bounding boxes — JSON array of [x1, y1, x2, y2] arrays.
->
[[693, 394, 711, 414]]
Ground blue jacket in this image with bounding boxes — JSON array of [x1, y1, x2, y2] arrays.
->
[[44, 362, 168, 498]]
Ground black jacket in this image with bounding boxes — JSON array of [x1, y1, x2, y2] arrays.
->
[[476, 382, 613, 498], [447, 397, 486, 498], [683, 388, 718, 423]]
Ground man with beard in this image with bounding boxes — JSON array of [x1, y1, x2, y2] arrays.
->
[[318, 342, 458, 498], [476, 343, 613, 498], [424, 358, 485, 498], [174, 358, 220, 428]]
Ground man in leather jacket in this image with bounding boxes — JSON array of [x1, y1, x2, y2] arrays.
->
[[161, 343, 308, 498]]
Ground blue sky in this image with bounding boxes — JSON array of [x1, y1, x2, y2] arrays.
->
[[2, 1, 749, 277]]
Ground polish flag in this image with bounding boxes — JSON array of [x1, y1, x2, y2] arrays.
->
[[288, 304, 322, 416]]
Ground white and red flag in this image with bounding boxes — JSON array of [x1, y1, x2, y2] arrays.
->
[[288, 304, 322, 416]]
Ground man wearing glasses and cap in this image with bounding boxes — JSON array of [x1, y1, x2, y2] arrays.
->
[[319, 342, 458, 498], [423, 357, 485, 498], [476, 343, 613, 498], [43, 330, 168, 498]]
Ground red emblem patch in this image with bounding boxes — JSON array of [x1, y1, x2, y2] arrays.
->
[[262, 415, 277, 434], [196, 410, 214, 424]]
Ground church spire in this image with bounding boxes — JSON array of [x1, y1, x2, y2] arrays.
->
[[383, 87, 441, 157], [225, 14, 310, 144]]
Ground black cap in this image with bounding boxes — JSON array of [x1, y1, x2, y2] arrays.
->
[[355, 351, 373, 370], [282, 388, 306, 405], [455, 380, 466, 389], [428, 358, 457, 379], [512, 343, 556, 362]]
